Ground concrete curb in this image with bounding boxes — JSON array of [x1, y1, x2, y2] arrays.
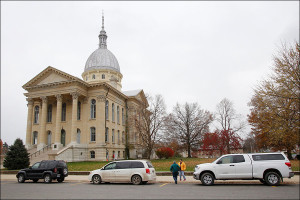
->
[[1, 170, 299, 176]]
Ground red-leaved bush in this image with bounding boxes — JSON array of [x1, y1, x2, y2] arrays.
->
[[155, 147, 174, 159]]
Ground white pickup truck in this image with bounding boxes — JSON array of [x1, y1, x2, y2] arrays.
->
[[193, 152, 294, 186]]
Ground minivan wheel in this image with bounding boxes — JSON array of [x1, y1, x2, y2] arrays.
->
[[201, 173, 214, 186], [17, 174, 25, 183], [264, 172, 280, 186], [92, 175, 101, 184], [44, 174, 52, 183], [131, 175, 142, 185]]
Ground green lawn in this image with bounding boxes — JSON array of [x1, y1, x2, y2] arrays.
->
[[67, 158, 300, 172]]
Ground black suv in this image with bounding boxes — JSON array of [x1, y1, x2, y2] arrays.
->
[[16, 160, 68, 183]]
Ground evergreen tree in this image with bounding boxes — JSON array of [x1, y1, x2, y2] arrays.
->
[[3, 138, 30, 170]]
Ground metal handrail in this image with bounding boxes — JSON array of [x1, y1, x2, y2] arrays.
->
[[29, 144, 51, 159]]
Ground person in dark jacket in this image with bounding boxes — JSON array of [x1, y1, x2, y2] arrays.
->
[[170, 161, 180, 184]]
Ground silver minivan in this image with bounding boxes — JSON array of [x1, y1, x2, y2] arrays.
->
[[88, 160, 156, 185]]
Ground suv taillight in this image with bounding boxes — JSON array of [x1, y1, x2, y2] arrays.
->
[[285, 162, 291, 167], [54, 168, 57, 173], [146, 168, 150, 174]]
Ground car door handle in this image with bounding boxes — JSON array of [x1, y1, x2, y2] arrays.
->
[[230, 165, 235, 166]]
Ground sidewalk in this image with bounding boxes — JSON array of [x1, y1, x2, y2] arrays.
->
[[1, 174, 299, 184]]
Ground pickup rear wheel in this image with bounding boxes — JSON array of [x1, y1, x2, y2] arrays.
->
[[201, 172, 214, 186], [264, 172, 280, 186]]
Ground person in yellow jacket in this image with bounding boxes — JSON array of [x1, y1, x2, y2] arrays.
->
[[178, 159, 186, 181]]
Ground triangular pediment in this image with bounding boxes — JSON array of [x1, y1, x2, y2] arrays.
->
[[23, 66, 86, 89]]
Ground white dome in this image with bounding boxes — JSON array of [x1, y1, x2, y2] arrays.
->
[[84, 48, 120, 73]]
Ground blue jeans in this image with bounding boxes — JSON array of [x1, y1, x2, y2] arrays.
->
[[179, 171, 186, 180], [172, 172, 178, 184]]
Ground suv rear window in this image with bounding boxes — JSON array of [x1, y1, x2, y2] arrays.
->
[[130, 161, 144, 168], [146, 161, 153, 168], [252, 154, 285, 161]]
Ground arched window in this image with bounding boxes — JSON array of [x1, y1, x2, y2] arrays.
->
[[77, 101, 81, 120], [77, 129, 81, 144], [118, 130, 120, 144], [122, 108, 124, 125], [47, 131, 52, 145], [61, 103, 66, 121], [92, 74, 95, 79], [47, 104, 52, 122], [122, 131, 125, 144], [117, 106, 120, 124], [105, 100, 109, 120], [90, 127, 96, 142], [33, 131, 38, 144], [112, 129, 115, 143], [102, 74, 105, 79], [105, 127, 109, 143], [90, 99, 96, 119], [90, 151, 95, 159], [34, 106, 39, 124], [112, 103, 115, 122]]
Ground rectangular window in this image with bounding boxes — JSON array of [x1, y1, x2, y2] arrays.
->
[[47, 105, 52, 122], [77, 101, 81, 120], [112, 129, 115, 143], [118, 130, 120, 144], [91, 127, 96, 142], [117, 106, 120, 124], [61, 103, 66, 121], [105, 128, 109, 143], [112, 103, 115, 122], [105, 101, 109, 120], [123, 151, 125, 158], [252, 154, 285, 161], [122, 132, 125, 144], [122, 108, 124, 125]]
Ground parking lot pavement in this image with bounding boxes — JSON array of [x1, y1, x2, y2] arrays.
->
[[1, 174, 299, 184]]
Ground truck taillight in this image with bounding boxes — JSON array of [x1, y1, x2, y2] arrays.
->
[[146, 168, 150, 174], [54, 168, 57, 173], [285, 162, 291, 167]]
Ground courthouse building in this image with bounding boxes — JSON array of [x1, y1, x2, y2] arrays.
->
[[22, 15, 147, 162]]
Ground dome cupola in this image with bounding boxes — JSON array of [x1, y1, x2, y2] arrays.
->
[[82, 12, 123, 90]]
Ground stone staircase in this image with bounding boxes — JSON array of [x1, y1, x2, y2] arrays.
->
[[29, 145, 58, 165]]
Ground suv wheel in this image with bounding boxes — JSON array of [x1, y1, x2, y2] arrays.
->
[[131, 175, 142, 185], [201, 172, 214, 186], [92, 175, 101, 184], [57, 177, 65, 183], [17, 174, 25, 183], [264, 171, 280, 186], [44, 174, 52, 183], [63, 168, 68, 176]]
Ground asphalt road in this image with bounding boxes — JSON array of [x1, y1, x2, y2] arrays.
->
[[1, 180, 299, 199]]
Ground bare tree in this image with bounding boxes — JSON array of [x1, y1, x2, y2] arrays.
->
[[216, 98, 245, 133], [165, 102, 213, 158], [134, 94, 166, 159]]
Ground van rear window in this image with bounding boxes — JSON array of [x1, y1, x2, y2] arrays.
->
[[252, 154, 285, 161], [146, 161, 153, 168]]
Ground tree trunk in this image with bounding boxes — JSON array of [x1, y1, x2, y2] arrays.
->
[[187, 144, 191, 158], [287, 148, 293, 160]]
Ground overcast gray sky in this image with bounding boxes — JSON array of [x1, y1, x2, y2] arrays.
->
[[1, 1, 299, 145]]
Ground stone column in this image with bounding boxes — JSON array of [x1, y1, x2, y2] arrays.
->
[[96, 95, 106, 160], [37, 96, 47, 151], [70, 92, 78, 144], [25, 98, 33, 149], [53, 94, 63, 150]]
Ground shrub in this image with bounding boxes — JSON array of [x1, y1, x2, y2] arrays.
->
[[3, 138, 30, 170], [155, 147, 174, 159]]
